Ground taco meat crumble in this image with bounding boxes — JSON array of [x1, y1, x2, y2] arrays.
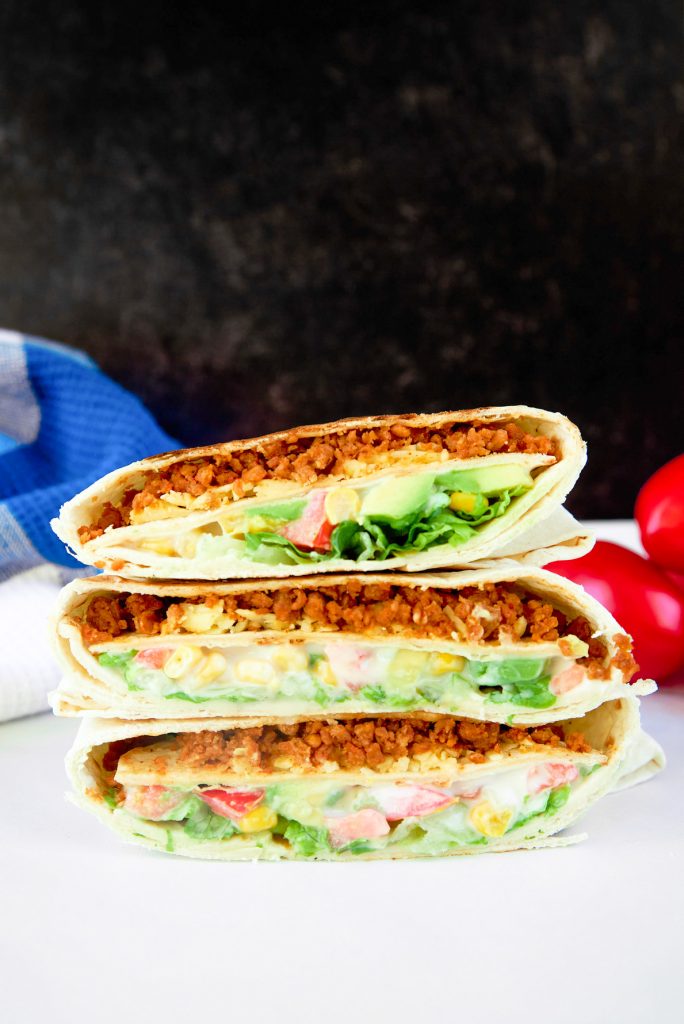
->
[[78, 419, 557, 541]]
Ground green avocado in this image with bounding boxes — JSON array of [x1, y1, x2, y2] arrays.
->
[[360, 473, 434, 519], [440, 464, 533, 496]]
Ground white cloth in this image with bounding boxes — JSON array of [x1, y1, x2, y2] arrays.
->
[[0, 564, 64, 720]]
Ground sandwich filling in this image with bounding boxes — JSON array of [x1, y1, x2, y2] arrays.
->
[[81, 461, 548, 567], [70, 578, 637, 717], [79, 418, 558, 544], [95, 717, 604, 857]]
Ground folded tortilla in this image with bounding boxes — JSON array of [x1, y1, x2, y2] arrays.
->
[[51, 565, 653, 725], [65, 696, 653, 860], [51, 406, 591, 579]]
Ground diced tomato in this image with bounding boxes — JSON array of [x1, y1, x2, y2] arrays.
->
[[325, 645, 375, 689], [281, 491, 333, 551], [123, 785, 187, 820], [368, 784, 455, 820], [550, 663, 585, 695], [200, 788, 264, 821], [312, 519, 335, 550], [325, 808, 390, 848], [134, 647, 172, 669], [527, 762, 579, 794]]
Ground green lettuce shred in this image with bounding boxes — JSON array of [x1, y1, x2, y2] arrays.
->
[[244, 484, 527, 565], [282, 821, 331, 857]]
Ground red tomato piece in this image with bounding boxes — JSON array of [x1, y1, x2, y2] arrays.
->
[[527, 763, 579, 795], [368, 784, 455, 820], [281, 490, 333, 551], [200, 788, 264, 821], [123, 785, 187, 820], [134, 647, 172, 669], [325, 808, 390, 848], [546, 541, 684, 681], [636, 455, 684, 572], [549, 663, 584, 696]]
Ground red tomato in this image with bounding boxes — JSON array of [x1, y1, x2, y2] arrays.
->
[[367, 784, 455, 820], [636, 455, 684, 572], [546, 541, 684, 681], [123, 785, 187, 820], [200, 788, 264, 821], [281, 491, 333, 551], [134, 647, 172, 669], [527, 763, 579, 795], [324, 809, 390, 847]]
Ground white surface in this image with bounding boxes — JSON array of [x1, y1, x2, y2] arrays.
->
[[1, 521, 682, 1024]]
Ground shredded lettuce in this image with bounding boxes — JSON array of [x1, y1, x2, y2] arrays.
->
[[243, 483, 528, 565], [465, 658, 556, 709], [98, 650, 143, 692], [359, 685, 418, 709], [181, 798, 237, 840], [282, 821, 331, 857]]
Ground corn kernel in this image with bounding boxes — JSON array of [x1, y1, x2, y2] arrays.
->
[[389, 649, 430, 684], [235, 659, 275, 685], [314, 659, 337, 687], [196, 651, 228, 684], [237, 805, 278, 833], [179, 602, 224, 634], [163, 645, 204, 679], [449, 491, 477, 514], [272, 648, 309, 673], [430, 653, 466, 675], [469, 801, 513, 837], [324, 487, 361, 525]]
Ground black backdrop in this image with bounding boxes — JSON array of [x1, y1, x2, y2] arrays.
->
[[1, 1, 683, 516]]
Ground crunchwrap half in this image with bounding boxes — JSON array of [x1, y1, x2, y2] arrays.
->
[[52, 566, 653, 725], [51, 407, 591, 579], [65, 695, 660, 861]]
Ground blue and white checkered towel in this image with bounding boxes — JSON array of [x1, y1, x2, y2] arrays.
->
[[0, 329, 178, 719]]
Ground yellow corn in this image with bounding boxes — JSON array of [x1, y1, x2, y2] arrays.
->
[[390, 649, 430, 684], [196, 651, 228, 685], [272, 648, 309, 673], [430, 653, 466, 675], [163, 645, 204, 680], [449, 492, 477, 514], [314, 659, 337, 687], [235, 659, 275, 685], [469, 801, 513, 838], [324, 486, 361, 525], [237, 805, 278, 833]]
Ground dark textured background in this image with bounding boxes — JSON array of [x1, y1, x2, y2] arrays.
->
[[1, 1, 683, 515]]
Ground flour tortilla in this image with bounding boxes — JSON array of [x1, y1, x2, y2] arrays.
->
[[51, 564, 652, 723], [65, 695, 648, 860], [51, 406, 590, 578]]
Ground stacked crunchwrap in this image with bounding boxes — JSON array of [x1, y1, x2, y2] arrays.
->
[[51, 408, 663, 859]]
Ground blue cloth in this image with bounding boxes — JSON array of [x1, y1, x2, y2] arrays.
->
[[0, 329, 178, 579]]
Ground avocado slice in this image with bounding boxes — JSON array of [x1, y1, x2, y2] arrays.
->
[[437, 464, 533, 496], [361, 473, 435, 519]]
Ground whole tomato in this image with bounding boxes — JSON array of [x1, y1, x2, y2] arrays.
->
[[636, 454, 684, 572], [545, 541, 684, 682]]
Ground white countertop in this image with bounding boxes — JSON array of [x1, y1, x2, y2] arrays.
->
[[2, 521, 683, 1024]]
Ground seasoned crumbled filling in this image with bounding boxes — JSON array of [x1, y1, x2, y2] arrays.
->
[[77, 419, 558, 541], [77, 580, 635, 682], [125, 717, 592, 775]]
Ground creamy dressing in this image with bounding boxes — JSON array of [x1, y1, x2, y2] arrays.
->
[[117, 757, 601, 855], [93, 640, 609, 716]]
